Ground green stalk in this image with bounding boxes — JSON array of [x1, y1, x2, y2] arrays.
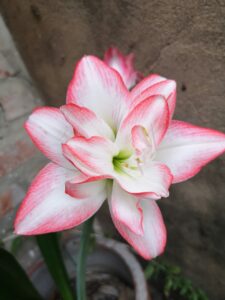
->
[[76, 216, 94, 300], [36, 233, 75, 300]]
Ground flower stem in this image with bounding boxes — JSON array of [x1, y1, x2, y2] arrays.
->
[[76, 216, 94, 300]]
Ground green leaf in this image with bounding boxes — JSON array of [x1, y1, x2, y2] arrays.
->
[[36, 233, 75, 300], [0, 247, 43, 300], [197, 289, 208, 300], [144, 264, 155, 279], [169, 265, 181, 275], [164, 277, 173, 297], [145, 259, 209, 300]]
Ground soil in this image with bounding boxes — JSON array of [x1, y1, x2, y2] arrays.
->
[[51, 272, 135, 300]]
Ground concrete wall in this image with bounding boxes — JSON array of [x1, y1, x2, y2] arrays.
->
[[0, 1, 225, 299], [0, 14, 46, 243]]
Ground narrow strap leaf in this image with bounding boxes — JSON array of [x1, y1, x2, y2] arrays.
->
[[0, 247, 43, 300], [36, 233, 75, 300]]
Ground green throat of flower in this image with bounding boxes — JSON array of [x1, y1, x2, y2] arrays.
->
[[113, 150, 137, 175]]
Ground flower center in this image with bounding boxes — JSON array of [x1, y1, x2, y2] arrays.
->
[[113, 126, 157, 177], [113, 150, 144, 177], [113, 150, 136, 174]]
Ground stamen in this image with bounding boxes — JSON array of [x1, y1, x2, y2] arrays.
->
[[136, 159, 144, 175], [149, 125, 156, 158], [130, 125, 157, 175]]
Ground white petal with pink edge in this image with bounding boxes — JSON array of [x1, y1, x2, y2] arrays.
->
[[130, 78, 176, 117], [65, 180, 107, 199], [60, 103, 115, 140], [66, 55, 129, 129], [115, 161, 173, 199], [15, 163, 106, 235], [130, 74, 166, 99], [156, 120, 225, 183], [109, 192, 167, 260], [131, 125, 153, 155], [104, 47, 142, 89], [110, 181, 144, 235], [116, 95, 169, 150], [25, 107, 74, 169], [62, 136, 119, 177]]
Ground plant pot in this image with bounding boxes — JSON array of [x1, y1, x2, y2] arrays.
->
[[28, 235, 150, 300]]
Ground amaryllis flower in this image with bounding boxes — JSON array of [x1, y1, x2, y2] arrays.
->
[[15, 55, 225, 260], [104, 47, 142, 89]]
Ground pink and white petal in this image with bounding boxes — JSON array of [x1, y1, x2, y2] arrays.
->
[[116, 95, 169, 150], [123, 53, 139, 89], [25, 107, 74, 169], [66, 173, 109, 185], [104, 47, 142, 89], [130, 74, 166, 99], [62, 136, 119, 177], [115, 161, 173, 199], [65, 179, 106, 199], [104, 47, 127, 78], [66, 55, 129, 129], [166, 91, 176, 118], [60, 103, 115, 140], [110, 182, 144, 236], [109, 196, 167, 260], [104, 47, 124, 66], [156, 120, 225, 183], [15, 163, 106, 235], [131, 79, 177, 117], [131, 125, 152, 155]]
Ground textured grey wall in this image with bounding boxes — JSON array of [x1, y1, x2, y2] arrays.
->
[[1, 1, 225, 299]]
